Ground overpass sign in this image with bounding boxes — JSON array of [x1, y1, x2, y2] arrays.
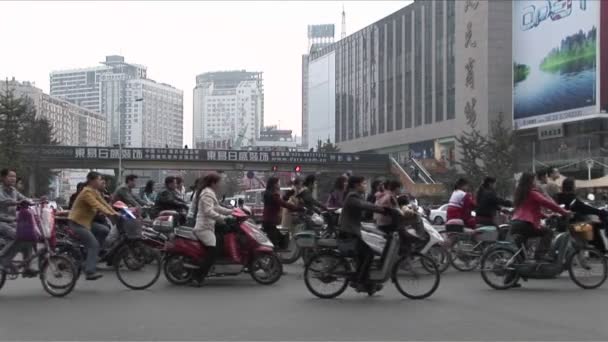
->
[[22, 145, 389, 173]]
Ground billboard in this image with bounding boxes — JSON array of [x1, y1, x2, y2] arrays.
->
[[513, 0, 600, 129]]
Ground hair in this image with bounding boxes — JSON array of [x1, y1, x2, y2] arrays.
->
[[292, 177, 303, 187], [125, 174, 138, 183], [477, 177, 496, 198], [201, 173, 221, 189], [0, 169, 16, 178], [454, 178, 469, 191], [513, 173, 536, 208], [86, 171, 102, 185], [333, 175, 348, 191], [76, 182, 85, 192], [385, 179, 402, 192], [371, 180, 383, 193], [165, 176, 177, 186], [536, 169, 548, 180], [144, 180, 155, 194], [303, 174, 316, 188], [347, 176, 366, 190], [16, 177, 22, 183], [266, 176, 280, 192], [397, 194, 410, 207], [562, 177, 576, 194]]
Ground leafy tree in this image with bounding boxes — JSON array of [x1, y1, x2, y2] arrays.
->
[[22, 115, 59, 196], [221, 171, 243, 197], [455, 108, 486, 188]]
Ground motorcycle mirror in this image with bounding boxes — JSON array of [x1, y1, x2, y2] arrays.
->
[[587, 193, 596, 202]]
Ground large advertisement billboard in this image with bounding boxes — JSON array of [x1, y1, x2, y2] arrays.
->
[[513, 0, 600, 129]]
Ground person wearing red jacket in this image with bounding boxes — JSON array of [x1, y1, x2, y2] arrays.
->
[[511, 172, 570, 261], [446, 178, 476, 230], [262, 176, 304, 249]]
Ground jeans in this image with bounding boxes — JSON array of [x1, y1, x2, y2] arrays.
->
[[510, 220, 553, 260], [68, 221, 100, 275], [91, 222, 110, 248]]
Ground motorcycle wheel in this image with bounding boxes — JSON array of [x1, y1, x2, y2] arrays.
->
[[304, 252, 350, 299], [426, 245, 451, 273], [450, 238, 480, 272], [115, 241, 162, 290], [249, 253, 283, 285], [392, 253, 440, 300], [277, 238, 301, 264], [163, 254, 193, 285], [40, 255, 78, 297], [480, 246, 520, 290], [568, 248, 608, 290]]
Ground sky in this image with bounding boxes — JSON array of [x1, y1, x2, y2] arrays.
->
[[0, 0, 409, 146]]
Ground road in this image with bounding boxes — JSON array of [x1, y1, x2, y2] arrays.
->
[[0, 264, 607, 341]]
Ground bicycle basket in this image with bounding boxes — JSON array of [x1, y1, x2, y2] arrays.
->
[[572, 222, 594, 241], [118, 217, 142, 239]]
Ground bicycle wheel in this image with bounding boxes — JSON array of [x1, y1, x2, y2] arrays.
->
[[0, 270, 5, 291], [115, 241, 161, 290], [392, 253, 440, 299], [304, 252, 350, 299], [480, 247, 519, 290], [450, 238, 480, 272], [568, 248, 608, 290], [40, 255, 78, 297], [426, 245, 451, 273]]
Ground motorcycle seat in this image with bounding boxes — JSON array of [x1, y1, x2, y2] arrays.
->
[[317, 238, 338, 248], [361, 223, 386, 237]]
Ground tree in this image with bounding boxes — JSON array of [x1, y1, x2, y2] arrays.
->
[[455, 112, 515, 198], [221, 171, 243, 197], [22, 115, 59, 196], [317, 139, 340, 153]]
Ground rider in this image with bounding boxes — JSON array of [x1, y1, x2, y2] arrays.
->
[[153, 176, 189, 221], [262, 176, 304, 249], [68, 171, 119, 280], [364, 180, 385, 221], [374, 180, 402, 230], [325, 175, 348, 209], [191, 173, 233, 287], [340, 176, 392, 290], [139, 180, 157, 206], [475, 177, 512, 227], [112, 174, 147, 209], [0, 169, 29, 240], [68, 182, 85, 210], [511, 172, 570, 262], [297, 175, 327, 214], [446, 178, 476, 231]]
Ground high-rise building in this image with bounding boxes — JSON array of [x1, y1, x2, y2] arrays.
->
[[307, 44, 336, 150], [193, 71, 264, 148], [302, 24, 335, 149], [51, 55, 183, 148], [330, 0, 512, 168], [4, 79, 106, 146]]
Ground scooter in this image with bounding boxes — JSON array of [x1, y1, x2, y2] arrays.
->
[[401, 212, 449, 273], [303, 216, 441, 299], [162, 208, 283, 285], [480, 212, 608, 290]]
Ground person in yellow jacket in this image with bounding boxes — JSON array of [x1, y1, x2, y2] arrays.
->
[[68, 171, 118, 280]]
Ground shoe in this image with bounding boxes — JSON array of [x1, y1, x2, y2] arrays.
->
[[189, 277, 204, 287], [85, 273, 103, 281]]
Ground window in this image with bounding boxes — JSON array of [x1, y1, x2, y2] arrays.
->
[[414, 6, 422, 127]]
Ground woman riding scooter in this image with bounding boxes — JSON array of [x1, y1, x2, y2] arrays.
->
[[191, 173, 233, 287]]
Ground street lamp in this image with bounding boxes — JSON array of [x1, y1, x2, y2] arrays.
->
[[117, 97, 143, 180]]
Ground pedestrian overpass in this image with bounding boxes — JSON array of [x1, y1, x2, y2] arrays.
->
[[21, 145, 391, 174]]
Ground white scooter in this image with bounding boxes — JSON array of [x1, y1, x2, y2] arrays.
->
[[399, 207, 450, 273]]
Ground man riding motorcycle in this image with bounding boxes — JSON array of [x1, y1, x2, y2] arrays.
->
[[153, 176, 189, 223], [68, 171, 119, 280], [112, 174, 147, 209]]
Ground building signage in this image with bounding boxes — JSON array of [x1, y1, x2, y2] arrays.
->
[[462, 0, 480, 127], [513, 0, 600, 129], [22, 146, 387, 165], [538, 123, 564, 140]]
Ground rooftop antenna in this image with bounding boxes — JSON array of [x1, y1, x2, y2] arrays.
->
[[341, 4, 347, 39]]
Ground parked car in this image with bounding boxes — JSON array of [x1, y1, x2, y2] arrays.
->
[[430, 204, 448, 225]]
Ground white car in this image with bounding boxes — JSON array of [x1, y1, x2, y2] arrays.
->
[[430, 204, 448, 225]]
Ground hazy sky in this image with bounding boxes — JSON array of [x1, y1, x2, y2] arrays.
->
[[0, 1, 408, 146]]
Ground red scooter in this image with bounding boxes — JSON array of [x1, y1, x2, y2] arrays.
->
[[162, 208, 283, 285]]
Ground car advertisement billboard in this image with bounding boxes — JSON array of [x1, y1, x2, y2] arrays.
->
[[513, 0, 600, 129]]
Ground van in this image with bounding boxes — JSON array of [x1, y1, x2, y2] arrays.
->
[[244, 187, 292, 223]]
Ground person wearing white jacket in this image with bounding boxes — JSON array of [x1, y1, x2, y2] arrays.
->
[[191, 173, 233, 286]]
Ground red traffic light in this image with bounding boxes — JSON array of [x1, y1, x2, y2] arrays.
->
[[294, 165, 302, 173]]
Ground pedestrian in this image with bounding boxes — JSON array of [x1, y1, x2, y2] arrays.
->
[[325, 175, 348, 209]]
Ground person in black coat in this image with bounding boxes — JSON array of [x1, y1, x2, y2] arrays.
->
[[475, 177, 512, 227]]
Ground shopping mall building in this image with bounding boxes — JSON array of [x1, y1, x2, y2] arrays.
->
[[307, 0, 607, 177]]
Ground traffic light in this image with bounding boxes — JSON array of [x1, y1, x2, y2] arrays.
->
[[271, 165, 278, 172], [294, 165, 302, 173]]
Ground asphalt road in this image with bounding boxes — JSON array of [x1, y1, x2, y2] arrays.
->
[[0, 264, 607, 341]]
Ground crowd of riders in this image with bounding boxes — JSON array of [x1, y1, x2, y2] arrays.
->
[[2, 164, 607, 288]]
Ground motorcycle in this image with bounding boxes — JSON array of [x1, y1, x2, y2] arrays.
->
[[54, 201, 162, 290], [480, 210, 608, 290], [401, 213, 450, 273], [162, 208, 283, 285], [303, 215, 441, 299]]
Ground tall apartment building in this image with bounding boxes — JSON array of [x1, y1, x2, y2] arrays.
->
[[307, 44, 336, 150], [4, 79, 107, 146], [193, 71, 264, 148], [328, 0, 512, 167], [51, 55, 183, 148]]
